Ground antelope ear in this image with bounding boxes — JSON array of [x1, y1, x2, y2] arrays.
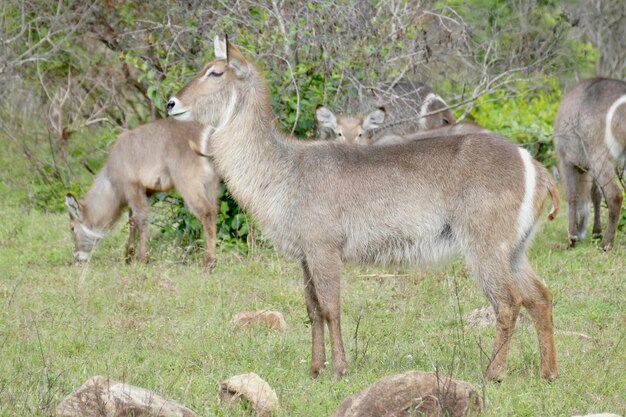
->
[[226, 39, 250, 78], [363, 106, 386, 130], [65, 193, 83, 222], [315, 105, 338, 129], [214, 35, 227, 60]]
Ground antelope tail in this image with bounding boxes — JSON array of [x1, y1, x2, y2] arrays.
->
[[547, 178, 560, 221]]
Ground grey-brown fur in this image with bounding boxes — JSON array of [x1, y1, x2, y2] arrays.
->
[[554, 78, 626, 250], [373, 121, 490, 146], [65, 118, 219, 267], [167, 37, 559, 381], [315, 105, 386, 145]]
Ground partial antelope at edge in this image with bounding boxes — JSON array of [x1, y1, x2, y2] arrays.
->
[[166, 35, 560, 381], [554, 78, 626, 251], [65, 118, 219, 268]]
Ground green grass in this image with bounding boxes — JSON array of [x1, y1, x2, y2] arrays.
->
[[0, 144, 624, 416]]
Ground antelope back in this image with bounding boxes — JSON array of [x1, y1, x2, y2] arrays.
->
[[373, 121, 489, 146]]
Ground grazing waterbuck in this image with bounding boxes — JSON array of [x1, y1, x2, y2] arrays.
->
[[554, 78, 626, 250], [65, 118, 219, 267], [167, 36, 559, 381]]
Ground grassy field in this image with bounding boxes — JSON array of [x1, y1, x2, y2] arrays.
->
[[0, 147, 624, 417]]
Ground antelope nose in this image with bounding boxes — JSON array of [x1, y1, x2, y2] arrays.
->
[[166, 100, 176, 113]]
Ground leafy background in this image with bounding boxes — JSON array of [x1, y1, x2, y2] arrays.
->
[[0, 0, 622, 248]]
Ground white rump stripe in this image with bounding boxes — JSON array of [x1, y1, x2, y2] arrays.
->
[[605, 95, 626, 160], [517, 148, 536, 240]]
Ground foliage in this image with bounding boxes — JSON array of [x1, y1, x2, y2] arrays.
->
[[469, 79, 562, 166], [0, 0, 614, 245], [151, 185, 253, 250]]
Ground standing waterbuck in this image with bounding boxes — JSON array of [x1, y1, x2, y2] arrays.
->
[[554, 78, 626, 250], [167, 36, 559, 381], [65, 118, 219, 267]]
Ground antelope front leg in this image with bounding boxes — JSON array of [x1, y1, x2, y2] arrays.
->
[[128, 189, 150, 263], [200, 202, 217, 270], [125, 209, 138, 263], [303, 251, 346, 377], [591, 182, 603, 239], [302, 260, 326, 377]]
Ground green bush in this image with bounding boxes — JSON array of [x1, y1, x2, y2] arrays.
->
[[469, 78, 562, 166]]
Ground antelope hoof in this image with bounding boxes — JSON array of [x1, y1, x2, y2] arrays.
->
[[125, 248, 136, 264], [541, 370, 559, 381], [600, 240, 613, 251], [310, 364, 324, 379], [591, 232, 602, 240], [204, 257, 217, 272], [333, 365, 348, 379], [567, 235, 577, 248], [485, 365, 506, 382]]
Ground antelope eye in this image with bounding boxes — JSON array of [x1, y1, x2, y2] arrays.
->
[[442, 118, 450, 125], [211, 71, 224, 77], [358, 133, 363, 137], [337, 132, 343, 136]]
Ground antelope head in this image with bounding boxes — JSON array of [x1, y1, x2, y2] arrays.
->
[[166, 36, 253, 129], [65, 193, 104, 261], [315, 106, 386, 145]]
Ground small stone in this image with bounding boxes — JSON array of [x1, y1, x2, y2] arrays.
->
[[463, 306, 529, 328], [332, 371, 482, 417], [571, 414, 622, 417], [55, 375, 195, 417], [219, 373, 279, 417], [232, 310, 288, 330]]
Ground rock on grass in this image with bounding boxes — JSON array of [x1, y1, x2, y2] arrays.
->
[[219, 372, 279, 417], [332, 371, 482, 417], [55, 375, 195, 417]]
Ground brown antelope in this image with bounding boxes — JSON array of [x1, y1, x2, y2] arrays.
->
[[166, 36, 559, 381], [65, 118, 219, 267], [315, 105, 386, 145], [554, 78, 626, 250]]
